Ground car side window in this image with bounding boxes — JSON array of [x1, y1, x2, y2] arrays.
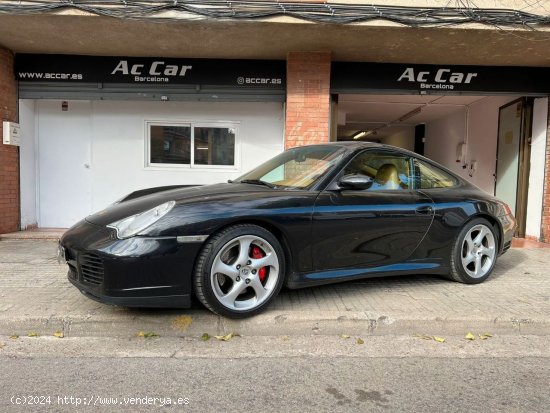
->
[[414, 159, 459, 189], [343, 151, 410, 191]]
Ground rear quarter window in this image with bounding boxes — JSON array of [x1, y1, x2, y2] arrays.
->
[[414, 159, 459, 189]]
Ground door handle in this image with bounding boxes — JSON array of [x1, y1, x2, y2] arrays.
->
[[415, 205, 433, 215]]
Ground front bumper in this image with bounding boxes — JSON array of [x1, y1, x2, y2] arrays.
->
[[60, 220, 203, 308]]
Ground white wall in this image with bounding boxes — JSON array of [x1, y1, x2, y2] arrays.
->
[[425, 108, 468, 179], [382, 126, 415, 151], [425, 96, 517, 194], [87, 101, 284, 212], [24, 100, 284, 227], [526, 97, 548, 240], [19, 99, 37, 229]]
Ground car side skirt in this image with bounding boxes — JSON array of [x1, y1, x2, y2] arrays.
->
[[286, 261, 448, 289]]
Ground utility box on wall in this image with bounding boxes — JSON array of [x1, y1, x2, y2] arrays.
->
[[2, 121, 21, 146]]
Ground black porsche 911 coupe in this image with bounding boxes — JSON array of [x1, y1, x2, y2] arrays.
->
[[60, 142, 516, 318]]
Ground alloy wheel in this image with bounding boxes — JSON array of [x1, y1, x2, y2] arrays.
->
[[210, 235, 280, 311], [460, 224, 496, 279]]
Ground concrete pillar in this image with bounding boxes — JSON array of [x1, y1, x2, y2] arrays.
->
[[542, 102, 550, 242], [0, 45, 19, 233], [285, 52, 331, 149]]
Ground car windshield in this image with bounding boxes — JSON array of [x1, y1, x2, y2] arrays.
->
[[235, 145, 346, 189]]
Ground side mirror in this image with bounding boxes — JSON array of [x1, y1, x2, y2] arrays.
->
[[338, 174, 373, 190]]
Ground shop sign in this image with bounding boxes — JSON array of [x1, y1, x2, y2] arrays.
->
[[15, 54, 285, 88], [332, 62, 550, 94]]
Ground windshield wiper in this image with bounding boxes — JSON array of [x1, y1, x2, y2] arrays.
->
[[239, 179, 277, 189]]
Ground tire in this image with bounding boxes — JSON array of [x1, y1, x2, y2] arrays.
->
[[193, 224, 286, 318], [449, 217, 498, 284]]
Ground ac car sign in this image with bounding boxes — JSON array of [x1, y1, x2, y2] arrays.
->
[[398, 67, 478, 90], [15, 54, 286, 88], [330, 62, 550, 94], [111, 60, 193, 83]]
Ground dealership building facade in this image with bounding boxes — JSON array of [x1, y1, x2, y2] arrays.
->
[[1, 1, 550, 242]]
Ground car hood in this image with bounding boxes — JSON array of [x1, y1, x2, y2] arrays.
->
[[85, 183, 275, 227]]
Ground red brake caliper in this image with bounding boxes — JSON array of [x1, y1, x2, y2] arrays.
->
[[251, 246, 267, 283]]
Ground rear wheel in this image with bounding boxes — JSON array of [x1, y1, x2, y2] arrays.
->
[[193, 224, 285, 318], [449, 218, 498, 284]]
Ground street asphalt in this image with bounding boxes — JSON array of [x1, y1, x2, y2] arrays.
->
[[0, 239, 549, 338], [1, 335, 549, 413]]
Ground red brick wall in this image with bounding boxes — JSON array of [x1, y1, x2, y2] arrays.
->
[[542, 100, 550, 243], [0, 46, 19, 233], [285, 52, 331, 149]]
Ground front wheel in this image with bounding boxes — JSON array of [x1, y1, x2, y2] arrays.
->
[[449, 218, 498, 284], [193, 224, 285, 318]]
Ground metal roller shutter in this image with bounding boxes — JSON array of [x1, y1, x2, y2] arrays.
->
[[18, 82, 285, 102]]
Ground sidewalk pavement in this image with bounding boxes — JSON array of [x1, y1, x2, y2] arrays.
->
[[0, 239, 549, 339]]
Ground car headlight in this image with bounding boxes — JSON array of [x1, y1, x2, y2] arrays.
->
[[107, 201, 176, 239]]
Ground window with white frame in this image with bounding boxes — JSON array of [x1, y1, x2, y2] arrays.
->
[[147, 121, 237, 168]]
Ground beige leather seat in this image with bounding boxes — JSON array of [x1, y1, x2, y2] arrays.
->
[[372, 163, 401, 190]]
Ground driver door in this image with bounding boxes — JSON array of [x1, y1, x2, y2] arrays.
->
[[311, 149, 434, 271]]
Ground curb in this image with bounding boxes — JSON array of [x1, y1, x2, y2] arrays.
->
[[0, 233, 64, 241], [1, 311, 549, 338]]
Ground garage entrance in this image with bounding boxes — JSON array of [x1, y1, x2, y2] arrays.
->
[[330, 62, 550, 240], [334, 93, 548, 239]]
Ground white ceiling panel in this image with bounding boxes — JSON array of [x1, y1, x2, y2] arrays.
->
[[337, 94, 517, 129], [340, 94, 436, 104]]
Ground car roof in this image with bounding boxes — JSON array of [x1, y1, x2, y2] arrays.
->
[[305, 141, 424, 162], [296, 141, 382, 151], [324, 141, 382, 148], [300, 140, 402, 153]]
